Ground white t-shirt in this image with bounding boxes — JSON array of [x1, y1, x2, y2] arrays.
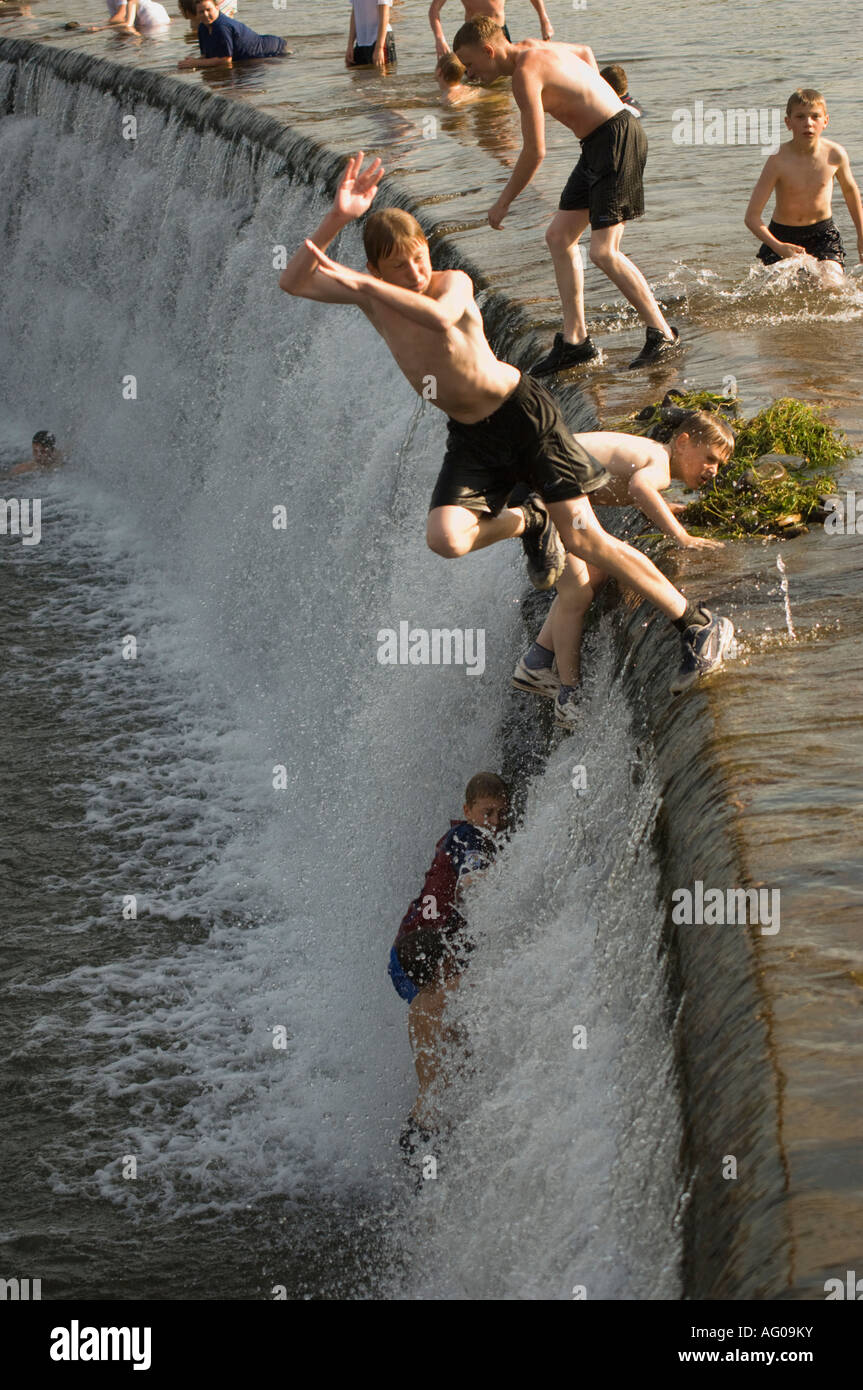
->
[[351, 0, 391, 48], [106, 0, 171, 27]]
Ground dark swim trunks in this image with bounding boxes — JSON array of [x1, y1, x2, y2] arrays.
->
[[756, 217, 845, 268], [352, 33, 397, 65], [559, 108, 647, 228], [429, 374, 610, 515]]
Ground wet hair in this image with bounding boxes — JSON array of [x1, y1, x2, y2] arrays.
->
[[178, 0, 197, 15], [786, 88, 827, 117], [464, 771, 509, 806], [437, 53, 467, 86], [600, 64, 628, 97], [32, 430, 56, 449], [671, 410, 735, 458], [453, 16, 504, 51], [362, 207, 427, 267]]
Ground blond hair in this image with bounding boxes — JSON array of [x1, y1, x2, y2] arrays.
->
[[671, 410, 735, 457], [786, 88, 827, 117], [453, 16, 504, 51], [437, 53, 467, 86], [362, 207, 427, 267]]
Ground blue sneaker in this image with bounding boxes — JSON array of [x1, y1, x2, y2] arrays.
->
[[670, 609, 735, 695]]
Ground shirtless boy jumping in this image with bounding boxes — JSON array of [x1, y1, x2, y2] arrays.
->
[[745, 88, 863, 285], [279, 152, 733, 695], [453, 18, 678, 372]]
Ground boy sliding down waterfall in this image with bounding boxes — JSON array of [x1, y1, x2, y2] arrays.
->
[[514, 411, 735, 726], [279, 153, 735, 699]]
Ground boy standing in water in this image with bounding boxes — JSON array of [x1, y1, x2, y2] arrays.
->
[[452, 19, 678, 371], [279, 152, 733, 693], [745, 89, 863, 285], [388, 772, 509, 1149], [429, 0, 553, 60], [513, 411, 734, 725]]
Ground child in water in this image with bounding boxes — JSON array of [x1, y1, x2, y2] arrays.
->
[[177, 0, 290, 68], [600, 63, 643, 117], [512, 410, 735, 726], [745, 88, 863, 286], [435, 52, 481, 105], [389, 772, 509, 1154], [8, 430, 63, 476]]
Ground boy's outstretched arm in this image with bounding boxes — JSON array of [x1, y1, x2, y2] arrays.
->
[[744, 158, 804, 258], [279, 152, 384, 303], [488, 68, 546, 227], [836, 149, 863, 261], [628, 467, 724, 549]]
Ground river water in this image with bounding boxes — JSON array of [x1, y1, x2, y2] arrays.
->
[[1, 0, 862, 1300]]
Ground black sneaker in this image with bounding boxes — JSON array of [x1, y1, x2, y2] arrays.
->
[[670, 608, 736, 695], [520, 495, 566, 591], [530, 332, 599, 377], [628, 326, 681, 369]]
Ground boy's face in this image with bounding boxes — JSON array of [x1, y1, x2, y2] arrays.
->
[[464, 796, 509, 832], [454, 41, 500, 84], [197, 0, 218, 22], [369, 238, 433, 294], [674, 434, 731, 488], [785, 104, 828, 142]]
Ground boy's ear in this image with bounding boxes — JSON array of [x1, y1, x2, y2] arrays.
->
[[365, 260, 381, 280]]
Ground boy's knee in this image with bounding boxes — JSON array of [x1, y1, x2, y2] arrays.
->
[[546, 222, 577, 255], [589, 241, 615, 270], [426, 527, 464, 559]]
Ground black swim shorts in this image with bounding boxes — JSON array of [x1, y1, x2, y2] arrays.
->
[[352, 33, 397, 65], [756, 217, 845, 268], [559, 108, 647, 228], [429, 374, 610, 516]]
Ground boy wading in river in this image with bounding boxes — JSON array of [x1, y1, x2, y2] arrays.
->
[[279, 152, 734, 695], [453, 18, 678, 371]]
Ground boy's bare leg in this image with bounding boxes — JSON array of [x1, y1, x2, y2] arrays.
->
[[548, 496, 687, 620], [545, 208, 591, 343], [427, 503, 525, 558], [588, 223, 673, 336], [536, 553, 608, 685], [408, 974, 462, 1131]]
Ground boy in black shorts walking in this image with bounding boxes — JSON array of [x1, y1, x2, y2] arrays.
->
[[453, 19, 679, 371], [279, 152, 733, 694]]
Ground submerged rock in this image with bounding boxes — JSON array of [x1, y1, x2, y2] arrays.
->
[[755, 452, 807, 475]]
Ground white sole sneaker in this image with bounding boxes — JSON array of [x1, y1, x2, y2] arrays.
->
[[512, 655, 560, 700]]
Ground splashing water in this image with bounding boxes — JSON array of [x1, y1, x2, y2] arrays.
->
[[776, 553, 797, 641]]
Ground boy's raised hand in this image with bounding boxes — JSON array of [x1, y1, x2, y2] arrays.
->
[[333, 152, 385, 222]]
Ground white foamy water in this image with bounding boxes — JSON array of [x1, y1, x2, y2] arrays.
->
[[0, 58, 682, 1296]]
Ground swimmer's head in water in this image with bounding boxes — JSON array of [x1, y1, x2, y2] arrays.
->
[[436, 53, 467, 88], [785, 89, 828, 140], [670, 411, 734, 488], [32, 431, 56, 452], [363, 209, 432, 293], [453, 17, 506, 83], [600, 64, 628, 97], [463, 771, 510, 833]]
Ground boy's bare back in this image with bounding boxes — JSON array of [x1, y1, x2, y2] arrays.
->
[[509, 41, 621, 137]]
